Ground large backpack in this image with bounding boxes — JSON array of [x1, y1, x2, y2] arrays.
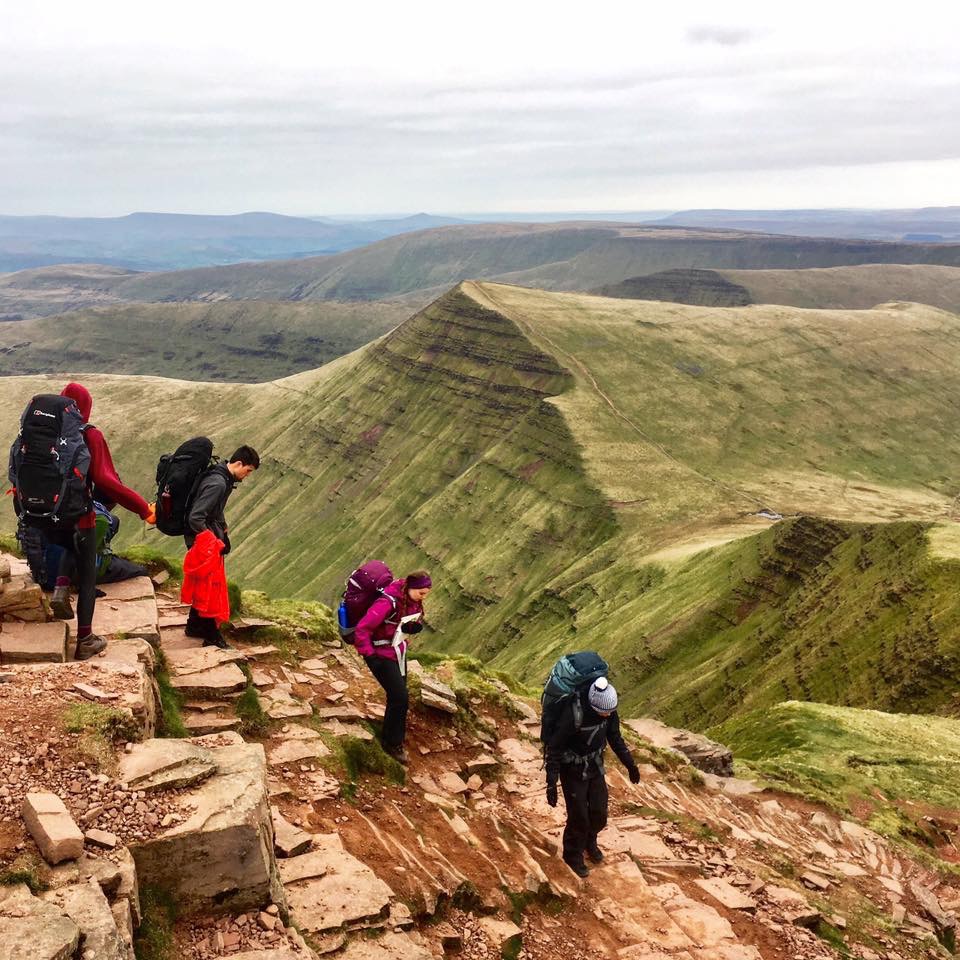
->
[[8, 394, 92, 529], [540, 651, 609, 745], [337, 560, 394, 642], [154, 437, 216, 536]]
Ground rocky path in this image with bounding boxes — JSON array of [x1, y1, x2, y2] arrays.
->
[[2, 553, 958, 960]]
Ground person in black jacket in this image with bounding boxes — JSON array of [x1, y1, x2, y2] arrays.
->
[[545, 677, 641, 877], [184, 445, 259, 647]]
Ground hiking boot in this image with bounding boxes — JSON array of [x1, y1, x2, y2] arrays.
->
[[202, 632, 230, 650], [50, 585, 74, 620], [385, 744, 410, 765], [74, 635, 107, 660], [563, 856, 589, 879], [585, 843, 604, 864]]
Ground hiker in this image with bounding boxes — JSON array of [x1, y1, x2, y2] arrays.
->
[[9, 382, 155, 660], [34, 501, 148, 590], [353, 569, 431, 764], [545, 676, 641, 877], [183, 445, 259, 647]]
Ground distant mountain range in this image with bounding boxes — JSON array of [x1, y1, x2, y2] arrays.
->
[[4, 207, 960, 273], [649, 206, 960, 241], [0, 211, 468, 271]]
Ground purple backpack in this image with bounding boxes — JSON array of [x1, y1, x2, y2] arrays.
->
[[337, 560, 394, 641]]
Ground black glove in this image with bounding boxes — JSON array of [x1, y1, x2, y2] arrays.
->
[[546, 782, 558, 807], [221, 532, 232, 556], [400, 620, 423, 634], [628, 765, 641, 784]]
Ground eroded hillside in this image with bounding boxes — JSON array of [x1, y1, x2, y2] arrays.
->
[[2, 282, 960, 729]]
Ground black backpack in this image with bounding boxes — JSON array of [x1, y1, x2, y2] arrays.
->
[[154, 437, 216, 536], [8, 394, 92, 529], [540, 651, 609, 745]]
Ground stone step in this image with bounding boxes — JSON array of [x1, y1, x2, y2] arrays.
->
[[160, 625, 203, 651], [165, 646, 248, 700], [280, 835, 394, 938], [0, 619, 69, 664], [182, 712, 242, 736]]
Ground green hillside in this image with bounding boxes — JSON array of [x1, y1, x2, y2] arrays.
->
[[8, 224, 960, 322], [724, 263, 960, 313], [0, 299, 411, 381], [712, 700, 960, 842], [3, 282, 960, 730], [595, 264, 960, 314]]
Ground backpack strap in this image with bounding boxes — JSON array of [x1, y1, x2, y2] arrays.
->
[[370, 592, 400, 647]]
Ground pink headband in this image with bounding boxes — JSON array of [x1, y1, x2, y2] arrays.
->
[[407, 574, 432, 590]]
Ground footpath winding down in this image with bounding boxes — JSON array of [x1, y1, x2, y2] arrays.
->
[[0, 554, 957, 960]]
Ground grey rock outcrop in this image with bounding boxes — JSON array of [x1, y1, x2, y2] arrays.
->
[[0, 883, 80, 960], [624, 718, 734, 776], [129, 739, 286, 917]]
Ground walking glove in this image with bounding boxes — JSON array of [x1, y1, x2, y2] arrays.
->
[[546, 782, 558, 807], [628, 765, 641, 784]]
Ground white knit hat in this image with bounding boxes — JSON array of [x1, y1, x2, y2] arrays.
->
[[588, 677, 618, 712]]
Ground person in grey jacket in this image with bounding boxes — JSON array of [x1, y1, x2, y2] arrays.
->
[[184, 445, 259, 647]]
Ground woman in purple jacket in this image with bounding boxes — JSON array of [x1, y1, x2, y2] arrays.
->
[[354, 569, 431, 763]]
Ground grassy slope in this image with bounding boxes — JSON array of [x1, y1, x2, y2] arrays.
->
[[496, 234, 960, 292], [593, 264, 960, 315], [711, 700, 960, 840], [9, 224, 960, 311], [723, 263, 960, 314], [0, 300, 411, 381], [3, 283, 960, 728]]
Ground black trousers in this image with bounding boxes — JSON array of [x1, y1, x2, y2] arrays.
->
[[49, 525, 97, 629], [364, 655, 408, 749], [559, 767, 608, 865]]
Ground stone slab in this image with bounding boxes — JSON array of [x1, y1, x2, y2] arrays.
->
[[314, 704, 367, 722], [0, 883, 80, 960], [320, 719, 373, 740], [129, 741, 286, 917], [159, 626, 202, 651], [89, 597, 159, 643], [271, 807, 313, 858], [41, 877, 135, 960], [625, 718, 733, 777], [22, 792, 85, 865], [267, 725, 331, 767], [119, 739, 217, 792], [99, 577, 155, 602], [338, 931, 434, 959], [169, 662, 247, 699], [694, 878, 757, 911], [0, 620, 68, 664], [182, 713, 242, 736], [281, 837, 394, 934], [165, 645, 247, 675]]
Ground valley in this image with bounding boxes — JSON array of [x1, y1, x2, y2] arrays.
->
[[3, 280, 958, 733]]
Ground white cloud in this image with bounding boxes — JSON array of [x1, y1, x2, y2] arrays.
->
[[1, 1, 958, 214]]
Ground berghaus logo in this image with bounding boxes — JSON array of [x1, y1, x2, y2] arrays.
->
[[32, 409, 56, 418]]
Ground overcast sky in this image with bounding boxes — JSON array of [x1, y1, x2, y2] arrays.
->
[[2, 0, 958, 216]]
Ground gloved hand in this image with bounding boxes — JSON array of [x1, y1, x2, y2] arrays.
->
[[144, 503, 157, 525], [400, 620, 423, 634], [628, 765, 641, 784], [546, 782, 558, 807], [221, 533, 232, 556]]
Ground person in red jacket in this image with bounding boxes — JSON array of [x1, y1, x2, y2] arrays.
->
[[49, 383, 155, 659], [354, 570, 431, 763]]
